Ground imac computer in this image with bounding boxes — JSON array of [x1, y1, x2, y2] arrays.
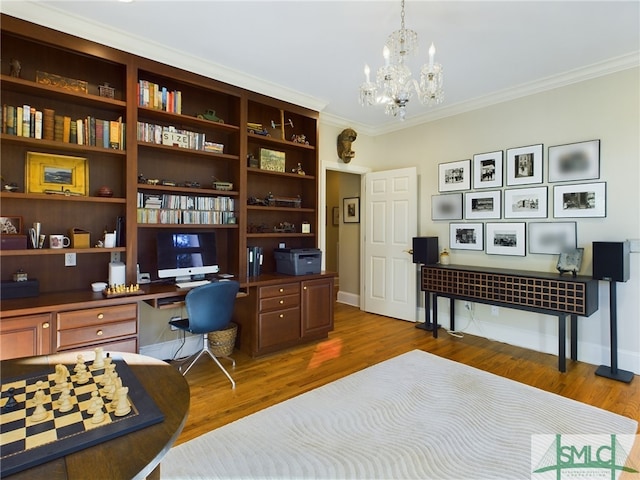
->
[[156, 231, 219, 284]]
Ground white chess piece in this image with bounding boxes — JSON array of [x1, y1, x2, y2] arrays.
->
[[114, 386, 131, 416], [30, 385, 48, 422], [58, 383, 73, 413], [93, 347, 105, 369]]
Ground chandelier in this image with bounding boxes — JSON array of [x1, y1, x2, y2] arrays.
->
[[359, 0, 444, 120]]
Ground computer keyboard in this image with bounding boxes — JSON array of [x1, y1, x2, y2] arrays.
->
[[175, 279, 211, 289]]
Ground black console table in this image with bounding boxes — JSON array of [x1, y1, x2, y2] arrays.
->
[[420, 265, 599, 372]]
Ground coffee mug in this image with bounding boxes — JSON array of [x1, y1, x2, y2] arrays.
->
[[50, 234, 70, 249]]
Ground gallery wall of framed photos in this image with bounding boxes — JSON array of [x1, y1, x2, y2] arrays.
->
[[432, 139, 603, 258]]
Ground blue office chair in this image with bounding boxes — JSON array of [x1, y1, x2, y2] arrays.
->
[[169, 281, 240, 387]]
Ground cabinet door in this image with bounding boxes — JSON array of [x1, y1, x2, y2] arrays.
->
[[301, 278, 334, 337], [0, 313, 53, 360]]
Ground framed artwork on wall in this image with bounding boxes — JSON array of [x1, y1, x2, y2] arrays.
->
[[553, 182, 606, 218], [504, 186, 548, 219], [548, 139, 600, 183], [506, 144, 543, 186], [0, 216, 23, 235], [486, 222, 526, 256], [343, 197, 360, 223], [26, 152, 88, 196], [431, 193, 463, 220], [464, 190, 501, 220], [449, 222, 484, 251], [438, 159, 471, 192], [528, 222, 577, 255], [472, 150, 503, 189]]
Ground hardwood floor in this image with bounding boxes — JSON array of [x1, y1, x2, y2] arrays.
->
[[174, 302, 639, 445]]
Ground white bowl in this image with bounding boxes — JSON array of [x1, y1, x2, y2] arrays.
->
[[91, 282, 107, 292]]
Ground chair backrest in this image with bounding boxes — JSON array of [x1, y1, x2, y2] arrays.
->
[[184, 281, 240, 334]]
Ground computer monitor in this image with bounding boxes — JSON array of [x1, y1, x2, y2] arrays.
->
[[156, 231, 219, 282]]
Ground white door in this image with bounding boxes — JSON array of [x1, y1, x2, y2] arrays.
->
[[363, 167, 418, 321]]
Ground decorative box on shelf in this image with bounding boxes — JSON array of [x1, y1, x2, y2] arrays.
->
[[36, 71, 88, 93], [69, 228, 90, 249]]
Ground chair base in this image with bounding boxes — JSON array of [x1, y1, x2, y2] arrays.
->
[[178, 334, 236, 388]]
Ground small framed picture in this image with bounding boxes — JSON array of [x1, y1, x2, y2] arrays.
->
[[0, 216, 23, 235], [504, 186, 548, 219], [464, 190, 501, 220], [431, 193, 463, 221], [506, 144, 543, 186], [548, 139, 600, 183], [450, 222, 484, 251], [553, 182, 606, 218], [472, 151, 503, 189], [26, 152, 88, 196], [486, 222, 526, 256], [438, 159, 471, 192], [332, 206, 340, 226], [528, 222, 577, 255], [343, 197, 360, 223], [556, 248, 584, 276]]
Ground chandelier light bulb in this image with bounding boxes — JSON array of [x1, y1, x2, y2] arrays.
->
[[428, 43, 435, 68], [383, 46, 390, 66], [364, 64, 371, 83]]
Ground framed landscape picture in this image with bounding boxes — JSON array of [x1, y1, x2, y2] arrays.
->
[[486, 222, 526, 256], [431, 193, 463, 220], [26, 152, 88, 196], [472, 151, 503, 189], [528, 222, 577, 255], [438, 159, 471, 192], [548, 139, 600, 183], [553, 182, 606, 218], [506, 144, 543, 186], [464, 190, 501, 220], [450, 222, 484, 251], [504, 186, 548, 219]]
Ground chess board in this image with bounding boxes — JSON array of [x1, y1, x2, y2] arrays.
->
[[0, 355, 164, 477]]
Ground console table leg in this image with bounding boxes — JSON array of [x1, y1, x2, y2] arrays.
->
[[558, 314, 567, 373], [416, 291, 439, 334], [570, 315, 578, 361]]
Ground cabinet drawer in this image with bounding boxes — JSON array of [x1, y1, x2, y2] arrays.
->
[[259, 283, 300, 299], [58, 304, 137, 330], [258, 307, 300, 349], [259, 294, 299, 312], [57, 319, 138, 350]]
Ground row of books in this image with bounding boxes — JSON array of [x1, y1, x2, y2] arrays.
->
[[137, 122, 208, 151], [138, 80, 182, 114], [136, 208, 236, 225], [2, 104, 125, 149], [247, 246, 263, 277], [137, 193, 235, 211]]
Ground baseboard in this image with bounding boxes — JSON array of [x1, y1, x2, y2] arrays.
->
[[337, 290, 359, 307], [139, 336, 201, 362]]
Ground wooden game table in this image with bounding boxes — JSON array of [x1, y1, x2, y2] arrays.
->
[[1, 351, 190, 480]]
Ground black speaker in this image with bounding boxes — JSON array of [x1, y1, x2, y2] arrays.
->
[[412, 237, 439, 264], [592, 241, 630, 282]]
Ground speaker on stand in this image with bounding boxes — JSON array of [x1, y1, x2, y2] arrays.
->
[[412, 237, 440, 332], [592, 241, 633, 383]]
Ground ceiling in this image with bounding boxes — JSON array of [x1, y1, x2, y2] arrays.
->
[[4, 1, 639, 135]]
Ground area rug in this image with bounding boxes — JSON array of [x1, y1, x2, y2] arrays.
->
[[161, 350, 637, 479]]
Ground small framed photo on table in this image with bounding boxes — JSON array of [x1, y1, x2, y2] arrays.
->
[[0, 216, 23, 235], [506, 144, 543, 186]]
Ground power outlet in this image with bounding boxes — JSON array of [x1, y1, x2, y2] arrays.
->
[[169, 316, 181, 331], [64, 252, 76, 267], [491, 306, 499, 316], [464, 301, 473, 311]]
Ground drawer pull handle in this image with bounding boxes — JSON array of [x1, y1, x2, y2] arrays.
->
[[96, 330, 104, 336], [279, 300, 284, 304], [304, 286, 307, 290], [279, 314, 284, 318], [279, 288, 284, 293], [42, 322, 50, 329], [97, 313, 104, 320]]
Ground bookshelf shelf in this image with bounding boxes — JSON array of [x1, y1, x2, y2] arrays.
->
[[0, 247, 125, 257]]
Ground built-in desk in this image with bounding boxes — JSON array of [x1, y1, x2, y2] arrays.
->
[[420, 264, 599, 372]]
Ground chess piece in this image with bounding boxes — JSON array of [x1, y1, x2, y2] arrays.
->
[[87, 391, 99, 415], [74, 354, 86, 373], [58, 383, 73, 413], [114, 386, 131, 416], [93, 347, 105, 369], [53, 364, 66, 392], [91, 405, 105, 424], [30, 385, 48, 422], [1, 387, 19, 413], [76, 364, 90, 385]]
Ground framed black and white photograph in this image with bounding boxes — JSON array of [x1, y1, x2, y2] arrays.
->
[[464, 191, 501, 220], [438, 159, 471, 192], [431, 193, 463, 220], [548, 139, 600, 183], [504, 186, 548, 219], [343, 197, 360, 223], [506, 144, 543, 186], [450, 222, 484, 251], [486, 222, 526, 256], [472, 151, 503, 189], [528, 222, 577, 254], [553, 182, 606, 218]]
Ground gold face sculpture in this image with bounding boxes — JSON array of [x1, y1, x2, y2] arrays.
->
[[337, 128, 357, 163]]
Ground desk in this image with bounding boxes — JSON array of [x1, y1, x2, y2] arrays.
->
[[1, 351, 190, 480], [421, 265, 599, 372]]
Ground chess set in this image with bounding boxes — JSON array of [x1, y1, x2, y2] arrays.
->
[[0, 348, 164, 477]]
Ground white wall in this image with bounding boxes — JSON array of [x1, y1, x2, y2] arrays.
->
[[322, 68, 640, 373]]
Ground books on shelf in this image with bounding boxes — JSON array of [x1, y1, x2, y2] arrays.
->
[[137, 80, 182, 114], [136, 122, 212, 152], [136, 192, 235, 225], [1, 104, 125, 150]]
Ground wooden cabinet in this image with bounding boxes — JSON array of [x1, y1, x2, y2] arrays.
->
[[0, 313, 53, 360], [57, 303, 138, 352], [234, 274, 335, 357]]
